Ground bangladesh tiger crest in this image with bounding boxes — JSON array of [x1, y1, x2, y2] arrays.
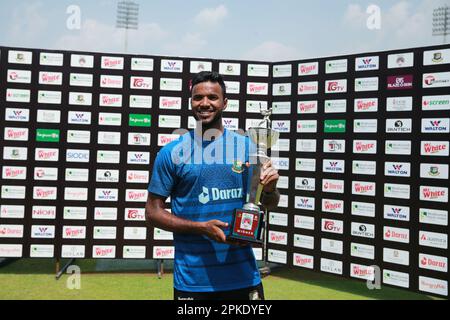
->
[[232, 160, 244, 174]]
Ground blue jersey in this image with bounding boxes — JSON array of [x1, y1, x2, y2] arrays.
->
[[148, 129, 261, 292]]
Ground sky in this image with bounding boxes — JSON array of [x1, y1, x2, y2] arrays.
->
[[0, 0, 449, 61]]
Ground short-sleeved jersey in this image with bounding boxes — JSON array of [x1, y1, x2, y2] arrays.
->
[[148, 129, 261, 292]]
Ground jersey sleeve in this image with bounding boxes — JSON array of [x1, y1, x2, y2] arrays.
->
[[148, 147, 177, 198]]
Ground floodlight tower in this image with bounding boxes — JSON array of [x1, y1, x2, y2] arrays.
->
[[116, 0, 139, 53]]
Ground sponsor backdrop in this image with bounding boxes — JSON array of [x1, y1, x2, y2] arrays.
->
[[0, 44, 448, 298]]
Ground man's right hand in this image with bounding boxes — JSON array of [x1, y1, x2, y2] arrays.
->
[[199, 220, 229, 243]]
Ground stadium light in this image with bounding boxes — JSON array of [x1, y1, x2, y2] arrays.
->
[[432, 6, 450, 44], [116, 0, 140, 52]]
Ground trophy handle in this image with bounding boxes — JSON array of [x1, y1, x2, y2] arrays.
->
[[254, 183, 264, 206]]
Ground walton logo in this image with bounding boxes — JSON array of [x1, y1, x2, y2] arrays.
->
[[198, 187, 243, 204]]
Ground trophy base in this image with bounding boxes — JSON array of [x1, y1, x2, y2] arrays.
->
[[227, 208, 264, 245]]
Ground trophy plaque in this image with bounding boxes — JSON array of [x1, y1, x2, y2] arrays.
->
[[228, 107, 279, 245]]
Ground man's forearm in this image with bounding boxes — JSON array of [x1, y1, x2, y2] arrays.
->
[[147, 208, 204, 235], [260, 189, 280, 211]]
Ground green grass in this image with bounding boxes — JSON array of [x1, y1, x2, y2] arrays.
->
[[0, 259, 441, 300]]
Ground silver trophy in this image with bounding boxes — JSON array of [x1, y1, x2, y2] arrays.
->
[[228, 107, 279, 244]]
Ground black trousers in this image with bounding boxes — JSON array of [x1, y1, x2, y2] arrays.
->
[[174, 283, 265, 301]]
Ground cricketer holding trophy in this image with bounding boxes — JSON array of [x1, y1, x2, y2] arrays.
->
[[146, 71, 280, 300]]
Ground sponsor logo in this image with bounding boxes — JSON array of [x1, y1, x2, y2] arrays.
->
[[125, 208, 146, 221], [420, 231, 448, 249], [326, 59, 347, 73], [325, 80, 347, 93], [351, 264, 375, 280], [323, 159, 345, 173], [269, 231, 288, 245], [198, 187, 243, 205], [66, 150, 89, 163], [384, 227, 409, 243], [355, 77, 379, 91], [354, 98, 378, 112], [422, 95, 450, 111], [298, 81, 318, 95], [297, 120, 317, 133], [296, 158, 316, 172], [420, 208, 448, 226], [63, 226, 86, 239], [386, 119, 412, 133], [299, 62, 319, 75], [352, 181, 376, 196], [40, 52, 63, 66], [39, 72, 62, 85], [298, 101, 318, 114], [299, 217, 317, 231], [36, 129, 59, 142], [353, 141, 376, 154], [384, 183, 410, 199], [273, 64, 292, 78], [354, 119, 378, 133], [386, 96, 413, 112], [420, 163, 449, 180], [351, 223, 375, 238], [387, 75, 413, 90], [126, 190, 148, 202], [385, 162, 410, 177], [324, 120, 346, 133], [351, 202, 375, 217], [295, 197, 315, 211], [102, 56, 123, 69], [325, 100, 346, 113], [4, 128, 28, 141], [322, 179, 344, 194], [419, 254, 447, 273], [423, 72, 450, 88], [129, 114, 151, 127], [0, 225, 24, 238], [162, 59, 183, 73], [248, 64, 269, 77], [322, 219, 343, 234], [322, 199, 344, 214], [420, 186, 448, 203], [324, 140, 345, 153], [388, 52, 414, 68], [384, 205, 410, 221], [386, 140, 411, 155], [100, 94, 122, 107], [421, 141, 449, 156], [422, 118, 450, 133], [419, 277, 448, 296], [355, 56, 379, 71], [320, 258, 343, 275], [153, 247, 175, 259], [131, 77, 153, 89], [248, 83, 268, 95], [5, 108, 30, 122], [6, 88, 31, 103], [8, 70, 32, 83], [95, 189, 118, 201], [293, 253, 314, 269]]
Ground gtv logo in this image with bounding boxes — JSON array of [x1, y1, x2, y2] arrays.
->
[[198, 187, 243, 204]]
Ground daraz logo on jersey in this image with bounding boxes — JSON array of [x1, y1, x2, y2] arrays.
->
[[198, 186, 243, 204]]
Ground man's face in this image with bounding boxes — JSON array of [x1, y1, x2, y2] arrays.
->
[[191, 81, 227, 127]]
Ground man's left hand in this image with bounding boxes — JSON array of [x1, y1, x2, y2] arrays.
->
[[260, 160, 279, 192]]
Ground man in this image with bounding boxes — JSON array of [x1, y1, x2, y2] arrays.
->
[[146, 71, 280, 300]]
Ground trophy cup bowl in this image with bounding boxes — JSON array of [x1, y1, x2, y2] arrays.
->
[[227, 125, 279, 245]]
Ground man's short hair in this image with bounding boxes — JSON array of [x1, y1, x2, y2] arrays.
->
[[191, 71, 227, 98]]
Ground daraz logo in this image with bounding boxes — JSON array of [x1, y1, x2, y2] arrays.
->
[[198, 186, 243, 204]]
